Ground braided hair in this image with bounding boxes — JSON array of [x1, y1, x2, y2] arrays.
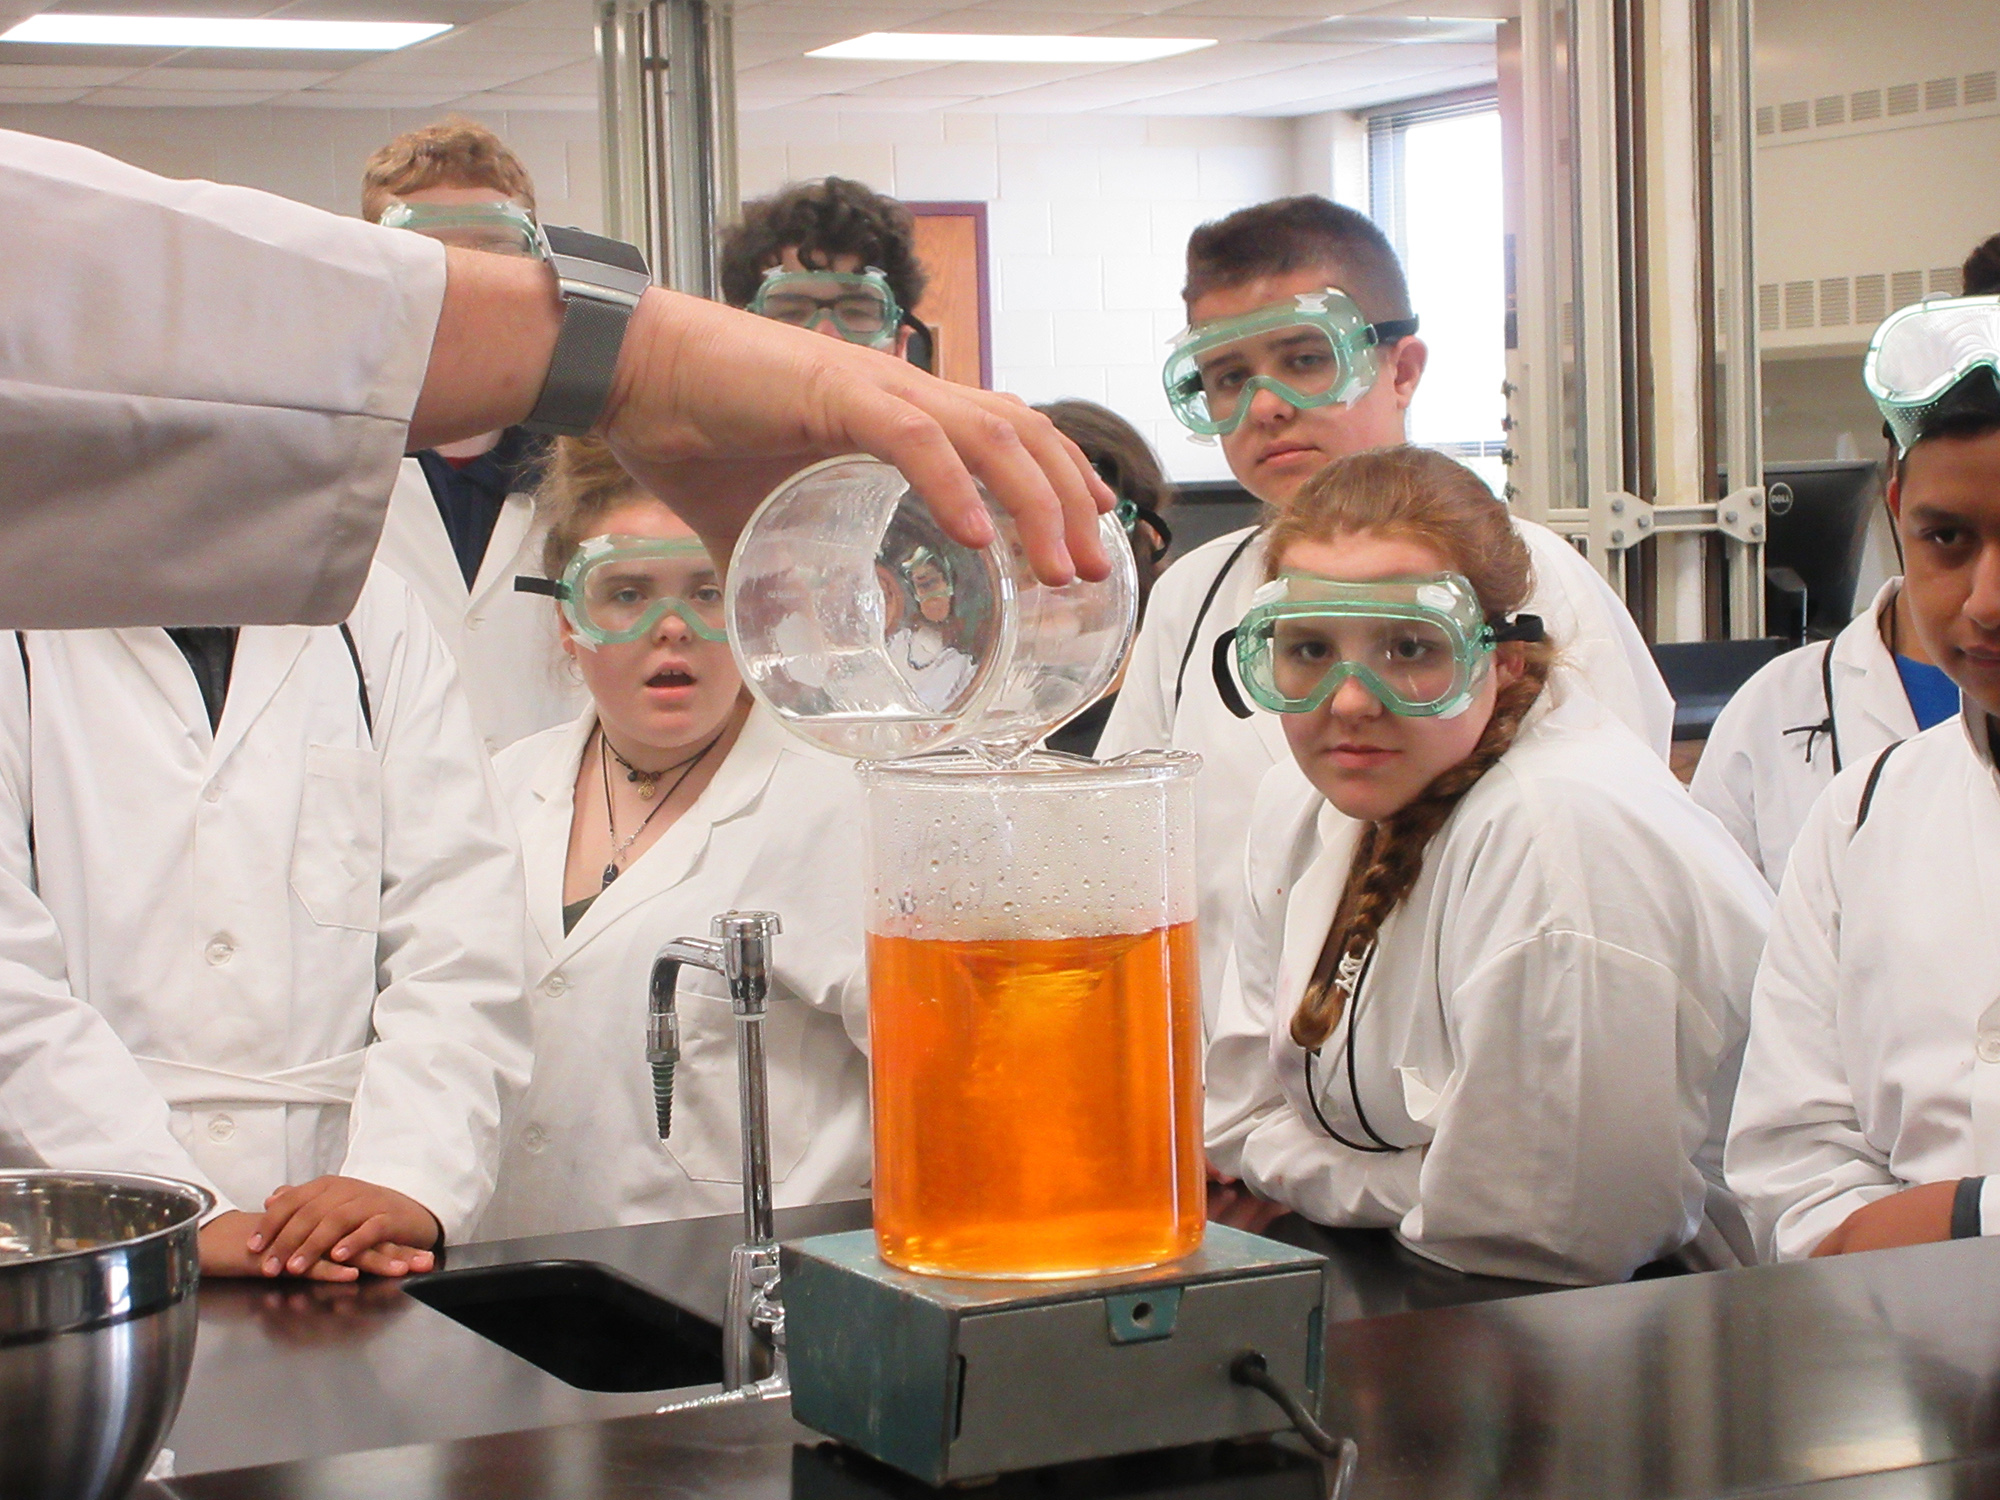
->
[[1264, 447, 1558, 1051]]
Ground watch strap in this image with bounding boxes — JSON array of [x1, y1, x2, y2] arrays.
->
[[524, 225, 652, 438], [1953, 1175, 1985, 1239]]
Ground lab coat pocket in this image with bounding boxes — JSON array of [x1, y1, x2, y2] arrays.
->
[[662, 975, 808, 1185], [290, 744, 384, 932]]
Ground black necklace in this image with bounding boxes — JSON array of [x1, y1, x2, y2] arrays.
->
[[598, 727, 723, 888]]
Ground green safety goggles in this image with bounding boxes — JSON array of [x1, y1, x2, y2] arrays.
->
[[1865, 293, 2000, 452], [1163, 290, 1420, 437], [515, 536, 727, 649], [747, 266, 902, 348], [377, 200, 542, 258], [1218, 572, 1542, 720]]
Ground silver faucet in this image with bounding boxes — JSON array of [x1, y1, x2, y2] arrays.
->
[[648, 911, 786, 1398]]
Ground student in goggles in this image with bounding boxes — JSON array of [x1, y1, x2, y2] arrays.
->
[[1728, 312, 2000, 1262], [483, 438, 869, 1241], [363, 119, 585, 752], [1688, 282, 2000, 887], [1205, 445, 1771, 1285], [1096, 195, 1675, 1054], [719, 176, 929, 362]]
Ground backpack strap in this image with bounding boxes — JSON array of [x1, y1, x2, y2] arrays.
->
[[1173, 528, 1262, 714], [1853, 739, 1903, 831], [336, 622, 374, 743]]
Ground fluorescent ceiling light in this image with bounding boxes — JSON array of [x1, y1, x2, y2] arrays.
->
[[808, 33, 1216, 65], [1, 15, 451, 51]]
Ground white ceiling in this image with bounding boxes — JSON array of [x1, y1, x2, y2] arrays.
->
[[0, 0, 1505, 114]]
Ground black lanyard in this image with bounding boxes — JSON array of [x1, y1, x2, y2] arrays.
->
[[1300, 943, 1400, 1154]]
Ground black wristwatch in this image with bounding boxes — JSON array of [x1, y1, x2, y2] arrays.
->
[[522, 225, 653, 438]]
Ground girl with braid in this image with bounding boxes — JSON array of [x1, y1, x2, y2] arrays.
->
[[1204, 447, 1773, 1285]]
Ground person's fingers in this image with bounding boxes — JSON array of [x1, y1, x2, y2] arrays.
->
[[301, 1257, 362, 1284], [1012, 417, 1114, 580], [261, 1183, 354, 1276], [327, 1213, 395, 1265], [829, 380, 997, 553], [351, 1242, 436, 1279], [284, 1199, 375, 1277]]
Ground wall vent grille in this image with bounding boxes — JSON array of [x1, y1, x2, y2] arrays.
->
[[1814, 94, 1845, 127], [1851, 88, 1882, 121], [1778, 99, 1810, 132], [1854, 274, 1887, 325], [1926, 77, 1960, 111], [1969, 71, 1998, 107], [1755, 104, 1774, 136], [1755, 269, 1957, 337], [1761, 70, 1998, 147], [1887, 82, 1921, 115]]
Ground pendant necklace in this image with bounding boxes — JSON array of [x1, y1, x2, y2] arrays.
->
[[599, 727, 723, 888]]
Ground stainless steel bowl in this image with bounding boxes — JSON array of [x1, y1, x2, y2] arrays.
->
[[0, 1170, 210, 1499]]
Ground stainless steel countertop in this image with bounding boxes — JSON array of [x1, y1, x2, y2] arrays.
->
[[146, 1213, 2000, 1498]]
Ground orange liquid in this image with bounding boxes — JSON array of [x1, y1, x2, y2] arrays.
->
[[867, 922, 1205, 1278]]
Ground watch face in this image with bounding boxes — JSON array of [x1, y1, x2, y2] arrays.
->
[[378, 200, 540, 258]]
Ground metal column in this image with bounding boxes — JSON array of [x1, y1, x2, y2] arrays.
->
[[1502, 0, 1764, 641], [596, 0, 738, 298]]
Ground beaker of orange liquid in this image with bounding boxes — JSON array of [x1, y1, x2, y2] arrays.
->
[[861, 749, 1203, 1280]]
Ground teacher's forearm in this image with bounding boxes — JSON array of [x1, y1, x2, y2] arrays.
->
[[408, 247, 563, 451]]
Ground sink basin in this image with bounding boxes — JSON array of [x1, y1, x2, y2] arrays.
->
[[405, 1259, 723, 1392]]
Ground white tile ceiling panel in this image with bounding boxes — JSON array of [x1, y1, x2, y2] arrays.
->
[[0, 63, 137, 86], [278, 88, 465, 106], [88, 88, 286, 105], [135, 66, 338, 89], [446, 89, 592, 108], [493, 58, 594, 90], [737, 57, 946, 92], [0, 86, 90, 102], [811, 92, 984, 111], [834, 61, 1118, 96]]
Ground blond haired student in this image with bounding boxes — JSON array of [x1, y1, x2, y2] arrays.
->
[[479, 439, 869, 1238], [1205, 447, 1770, 1285]]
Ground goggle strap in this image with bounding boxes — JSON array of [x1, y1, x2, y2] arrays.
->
[[1368, 315, 1420, 345], [1212, 629, 1254, 720], [1487, 613, 1545, 644], [514, 575, 564, 599]]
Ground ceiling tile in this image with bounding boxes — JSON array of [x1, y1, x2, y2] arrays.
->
[[0, 63, 138, 86], [87, 87, 286, 105], [0, 85, 90, 102], [137, 66, 339, 88]]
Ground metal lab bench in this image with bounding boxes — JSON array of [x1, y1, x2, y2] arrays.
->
[[144, 1206, 2000, 1499]]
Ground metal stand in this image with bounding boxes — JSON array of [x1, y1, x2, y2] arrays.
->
[[646, 910, 788, 1404]]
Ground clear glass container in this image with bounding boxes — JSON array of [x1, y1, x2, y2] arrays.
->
[[725, 457, 1137, 761], [861, 749, 1204, 1279]]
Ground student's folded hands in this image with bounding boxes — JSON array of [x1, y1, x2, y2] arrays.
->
[[198, 1177, 444, 1281]]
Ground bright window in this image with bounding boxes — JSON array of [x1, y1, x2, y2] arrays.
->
[[1370, 98, 1507, 494]]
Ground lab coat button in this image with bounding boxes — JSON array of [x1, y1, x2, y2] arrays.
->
[[466, 615, 485, 632], [544, 973, 569, 997], [203, 784, 221, 804], [205, 937, 235, 966], [1979, 1035, 2000, 1064], [522, 1125, 548, 1154], [207, 1115, 235, 1143]]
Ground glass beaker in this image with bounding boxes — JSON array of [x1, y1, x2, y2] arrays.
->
[[725, 457, 1137, 762], [861, 749, 1204, 1279]]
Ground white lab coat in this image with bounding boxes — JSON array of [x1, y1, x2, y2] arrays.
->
[[1206, 691, 1772, 1285], [0, 129, 443, 628], [1726, 709, 2000, 1261], [0, 568, 532, 1240], [1691, 580, 1921, 887], [376, 458, 584, 753], [1096, 520, 1678, 1025], [476, 704, 871, 1240]]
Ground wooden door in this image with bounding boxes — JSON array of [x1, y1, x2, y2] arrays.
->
[[907, 203, 992, 389]]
